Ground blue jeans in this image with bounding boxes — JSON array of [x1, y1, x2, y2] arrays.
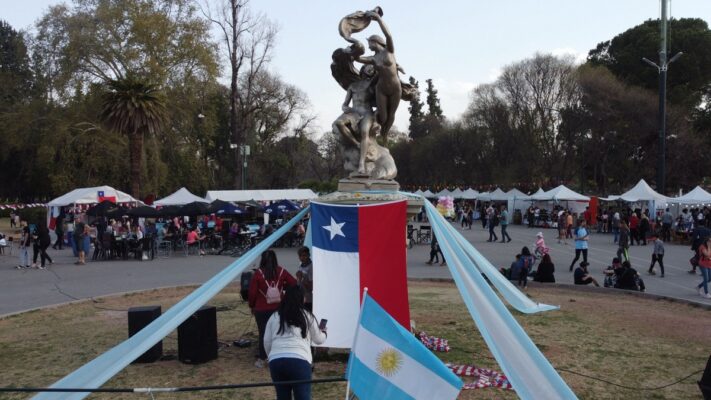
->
[[698, 268, 711, 294], [269, 357, 312, 400], [612, 226, 619, 243]]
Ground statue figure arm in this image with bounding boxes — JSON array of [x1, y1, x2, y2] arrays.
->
[[368, 12, 394, 53], [355, 55, 374, 65], [342, 87, 354, 113]]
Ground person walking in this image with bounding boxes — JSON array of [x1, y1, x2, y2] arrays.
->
[[696, 237, 711, 299], [557, 211, 567, 245], [295, 247, 313, 312], [617, 221, 631, 262], [648, 234, 664, 277], [638, 213, 650, 245], [629, 212, 639, 246], [248, 249, 297, 368], [264, 286, 327, 400], [661, 208, 673, 243], [499, 205, 511, 243], [569, 219, 589, 271], [52, 215, 64, 250], [9, 211, 16, 228], [487, 209, 499, 242], [565, 211, 574, 239], [16, 221, 31, 269], [612, 210, 621, 244], [426, 235, 445, 266]]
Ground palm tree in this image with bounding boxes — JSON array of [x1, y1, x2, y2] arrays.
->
[[101, 76, 166, 198]]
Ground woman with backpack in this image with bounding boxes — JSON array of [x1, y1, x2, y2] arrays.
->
[[696, 237, 711, 299], [264, 285, 327, 400], [248, 249, 297, 368]]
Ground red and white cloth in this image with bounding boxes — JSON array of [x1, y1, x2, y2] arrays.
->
[[418, 331, 450, 352], [446, 363, 513, 390]]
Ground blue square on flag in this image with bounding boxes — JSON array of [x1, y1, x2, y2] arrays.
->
[[311, 203, 359, 253]]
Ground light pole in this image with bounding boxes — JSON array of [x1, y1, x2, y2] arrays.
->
[[642, 0, 682, 194], [229, 143, 250, 189]]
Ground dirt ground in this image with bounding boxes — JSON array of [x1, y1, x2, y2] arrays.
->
[[0, 281, 709, 399]]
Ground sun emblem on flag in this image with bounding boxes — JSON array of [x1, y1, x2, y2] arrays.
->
[[375, 348, 403, 377]]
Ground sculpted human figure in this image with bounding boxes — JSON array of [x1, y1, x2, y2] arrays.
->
[[355, 11, 401, 138]]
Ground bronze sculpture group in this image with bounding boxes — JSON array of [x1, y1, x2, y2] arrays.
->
[[331, 7, 415, 181]]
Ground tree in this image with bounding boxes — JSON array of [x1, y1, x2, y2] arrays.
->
[[0, 20, 33, 111], [421, 78, 445, 136], [100, 77, 166, 198], [407, 77, 425, 139], [588, 18, 711, 110]]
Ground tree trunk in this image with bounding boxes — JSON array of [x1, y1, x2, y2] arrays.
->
[[129, 132, 144, 199], [230, 0, 242, 189]]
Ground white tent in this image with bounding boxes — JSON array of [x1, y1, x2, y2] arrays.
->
[[462, 188, 478, 200], [531, 185, 589, 202], [47, 186, 140, 206], [505, 188, 530, 200], [450, 188, 464, 198], [616, 179, 669, 203], [505, 188, 531, 223], [669, 186, 711, 205], [436, 189, 452, 197], [205, 189, 318, 202], [154, 187, 208, 206], [479, 188, 507, 202], [413, 189, 424, 197], [423, 190, 436, 198]]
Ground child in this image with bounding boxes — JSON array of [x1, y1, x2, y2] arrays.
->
[[648, 234, 665, 277], [534, 232, 549, 258]]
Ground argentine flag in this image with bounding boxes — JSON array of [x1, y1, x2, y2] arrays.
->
[[347, 294, 462, 400]]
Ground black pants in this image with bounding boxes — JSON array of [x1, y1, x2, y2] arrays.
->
[[569, 249, 588, 271], [428, 248, 444, 263], [32, 244, 40, 264], [662, 223, 671, 242], [649, 254, 664, 275], [254, 310, 275, 360], [53, 231, 64, 249], [488, 225, 498, 241]]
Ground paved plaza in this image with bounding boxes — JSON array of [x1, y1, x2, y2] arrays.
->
[[0, 223, 708, 316]]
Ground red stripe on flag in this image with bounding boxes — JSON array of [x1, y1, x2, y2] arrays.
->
[[358, 200, 410, 330]]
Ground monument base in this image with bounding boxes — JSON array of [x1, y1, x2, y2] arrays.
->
[[338, 178, 400, 192]]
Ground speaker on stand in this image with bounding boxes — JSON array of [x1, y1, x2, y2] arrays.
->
[[127, 305, 163, 363], [178, 305, 218, 364]]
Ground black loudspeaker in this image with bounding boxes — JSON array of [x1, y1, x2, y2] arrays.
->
[[128, 305, 163, 363], [699, 355, 711, 399], [178, 305, 218, 364], [240, 271, 253, 301]]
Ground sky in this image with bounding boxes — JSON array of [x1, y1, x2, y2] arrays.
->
[[4, 0, 711, 135]]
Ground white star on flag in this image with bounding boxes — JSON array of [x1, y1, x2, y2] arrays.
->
[[322, 217, 346, 240]]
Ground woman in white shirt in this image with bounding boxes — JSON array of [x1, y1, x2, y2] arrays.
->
[[264, 286, 327, 400]]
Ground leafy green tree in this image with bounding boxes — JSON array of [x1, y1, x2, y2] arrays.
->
[[588, 18, 711, 110], [0, 20, 33, 111], [407, 77, 425, 139], [100, 77, 166, 197], [425, 79, 444, 121]]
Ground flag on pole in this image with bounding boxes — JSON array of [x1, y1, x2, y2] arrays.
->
[[347, 294, 462, 400], [311, 200, 409, 348]]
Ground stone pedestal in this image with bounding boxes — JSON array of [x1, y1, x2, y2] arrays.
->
[[320, 181, 424, 221]]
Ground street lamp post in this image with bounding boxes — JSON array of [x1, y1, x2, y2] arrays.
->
[[239, 144, 250, 190], [642, 0, 682, 195]]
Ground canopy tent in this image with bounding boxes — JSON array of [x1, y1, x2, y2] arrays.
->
[[531, 185, 589, 202], [531, 188, 546, 198], [478, 188, 507, 202], [450, 188, 464, 198], [86, 201, 118, 217], [263, 200, 301, 218], [435, 188, 452, 197], [208, 200, 246, 215], [205, 189, 317, 202], [48, 186, 140, 206], [610, 179, 669, 209], [505, 188, 530, 200], [669, 186, 711, 205], [413, 189, 424, 197], [178, 201, 211, 216], [461, 188, 478, 200], [154, 187, 208, 206], [423, 190, 436, 198], [126, 206, 160, 218], [505, 188, 531, 223]]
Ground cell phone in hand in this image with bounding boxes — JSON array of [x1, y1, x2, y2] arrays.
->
[[319, 318, 328, 330]]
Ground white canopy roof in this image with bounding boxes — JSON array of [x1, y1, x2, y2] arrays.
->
[[413, 189, 424, 196], [531, 185, 589, 202], [450, 188, 464, 198], [436, 189, 452, 197], [205, 189, 317, 202], [423, 190, 436, 198], [47, 186, 140, 206], [154, 187, 208, 206], [462, 188, 479, 200], [669, 186, 711, 204], [478, 188, 508, 201], [506, 188, 530, 200], [616, 179, 669, 203], [531, 188, 546, 197]]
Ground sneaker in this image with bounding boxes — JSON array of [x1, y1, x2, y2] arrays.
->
[[648, 270, 656, 275], [15, 265, 23, 269], [31, 263, 37, 269], [688, 270, 697, 274], [699, 287, 705, 296], [425, 261, 433, 265], [254, 359, 265, 368], [39, 265, 46, 270], [705, 293, 711, 299]]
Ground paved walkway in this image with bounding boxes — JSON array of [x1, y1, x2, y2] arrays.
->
[[0, 223, 708, 316]]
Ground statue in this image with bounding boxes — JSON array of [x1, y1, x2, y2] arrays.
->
[[331, 6, 415, 181]]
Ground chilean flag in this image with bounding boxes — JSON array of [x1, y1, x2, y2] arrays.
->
[[98, 191, 116, 204], [311, 200, 410, 348]]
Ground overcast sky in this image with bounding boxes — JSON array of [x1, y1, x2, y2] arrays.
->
[[5, 0, 711, 135]]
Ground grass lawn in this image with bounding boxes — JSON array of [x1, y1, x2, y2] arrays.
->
[[0, 281, 709, 399]]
